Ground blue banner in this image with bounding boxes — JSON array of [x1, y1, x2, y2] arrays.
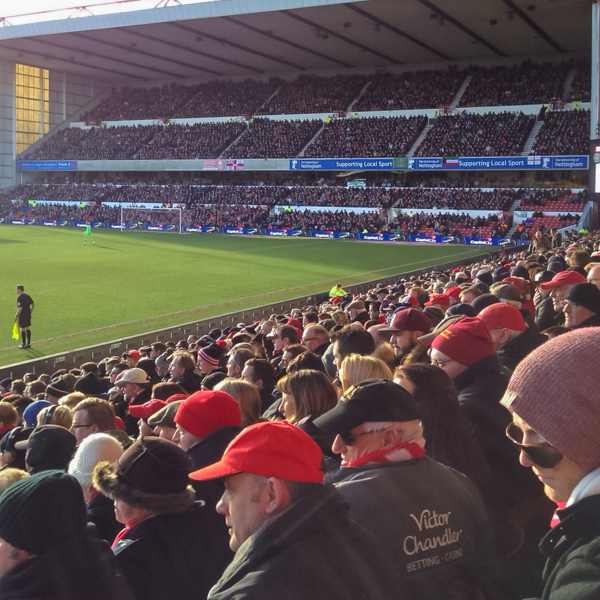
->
[[143, 223, 179, 232], [7, 218, 35, 225], [40, 219, 69, 227], [309, 230, 356, 239], [263, 228, 308, 237], [407, 155, 588, 171], [73, 220, 103, 228], [290, 158, 394, 171], [222, 227, 263, 235], [17, 161, 78, 171], [106, 221, 129, 229]]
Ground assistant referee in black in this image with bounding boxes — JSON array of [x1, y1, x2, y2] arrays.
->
[[15, 285, 34, 349]]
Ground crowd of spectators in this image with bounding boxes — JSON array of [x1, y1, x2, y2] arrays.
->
[[2, 233, 600, 599], [519, 187, 587, 210], [226, 118, 321, 159], [27, 125, 163, 161], [353, 68, 464, 112], [137, 122, 246, 160], [395, 186, 517, 211], [303, 116, 426, 158], [174, 79, 282, 119], [269, 208, 387, 233], [459, 61, 568, 107], [262, 74, 368, 115], [415, 112, 535, 157], [530, 110, 590, 156], [568, 58, 591, 102], [389, 210, 510, 237]]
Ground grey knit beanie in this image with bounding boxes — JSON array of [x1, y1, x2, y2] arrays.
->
[[0, 470, 87, 554], [502, 328, 600, 472]]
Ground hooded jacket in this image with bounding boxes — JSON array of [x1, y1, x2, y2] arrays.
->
[[497, 328, 547, 372], [208, 483, 407, 600]]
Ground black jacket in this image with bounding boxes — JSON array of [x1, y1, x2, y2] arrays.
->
[[497, 328, 547, 372], [187, 426, 242, 509], [535, 296, 558, 332], [114, 503, 232, 600], [536, 494, 600, 600], [454, 354, 543, 511], [327, 458, 501, 600], [87, 492, 122, 545], [208, 483, 407, 600], [571, 314, 600, 329], [124, 388, 152, 437], [0, 527, 122, 600], [173, 371, 202, 393]]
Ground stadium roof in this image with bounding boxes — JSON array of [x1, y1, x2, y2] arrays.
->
[[0, 0, 591, 83]]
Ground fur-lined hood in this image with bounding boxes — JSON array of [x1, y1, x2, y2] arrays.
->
[[93, 461, 195, 514]]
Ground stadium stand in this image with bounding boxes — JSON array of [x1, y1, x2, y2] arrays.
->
[[459, 61, 568, 107], [568, 58, 591, 102], [529, 110, 590, 156], [303, 116, 426, 158], [415, 112, 536, 157]]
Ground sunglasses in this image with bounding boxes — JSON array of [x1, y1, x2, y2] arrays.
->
[[506, 423, 563, 469], [339, 430, 379, 446]]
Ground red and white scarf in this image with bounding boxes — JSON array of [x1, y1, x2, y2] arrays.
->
[[346, 437, 426, 468]]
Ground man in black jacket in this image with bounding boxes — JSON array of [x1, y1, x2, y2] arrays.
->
[[314, 379, 501, 600], [168, 351, 202, 393], [478, 303, 546, 372], [502, 328, 600, 600], [190, 421, 407, 600], [562, 283, 600, 329]]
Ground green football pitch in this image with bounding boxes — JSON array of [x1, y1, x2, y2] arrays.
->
[[0, 226, 487, 365]]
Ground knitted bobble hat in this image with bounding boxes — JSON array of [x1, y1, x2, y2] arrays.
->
[[0, 470, 87, 555], [68, 433, 124, 488], [502, 328, 600, 472]]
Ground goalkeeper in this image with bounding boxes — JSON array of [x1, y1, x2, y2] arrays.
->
[[83, 221, 95, 245]]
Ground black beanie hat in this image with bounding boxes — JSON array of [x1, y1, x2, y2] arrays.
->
[[45, 377, 70, 400], [471, 293, 501, 314], [0, 470, 87, 555], [16, 425, 77, 473], [565, 283, 600, 314], [74, 372, 103, 396]]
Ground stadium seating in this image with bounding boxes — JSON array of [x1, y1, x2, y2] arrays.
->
[[519, 188, 587, 211], [415, 112, 536, 158], [529, 110, 590, 156], [303, 116, 426, 158]]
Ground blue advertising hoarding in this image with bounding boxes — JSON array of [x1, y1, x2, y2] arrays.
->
[[17, 161, 78, 171], [290, 158, 394, 170], [40, 219, 69, 227], [406, 155, 588, 171]]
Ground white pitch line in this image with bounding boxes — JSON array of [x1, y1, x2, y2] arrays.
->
[[0, 246, 482, 349]]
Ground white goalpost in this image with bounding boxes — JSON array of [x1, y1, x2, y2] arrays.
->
[[120, 205, 184, 234]]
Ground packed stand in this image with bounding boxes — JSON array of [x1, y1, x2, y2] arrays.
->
[[82, 83, 202, 122], [226, 118, 321, 159], [519, 187, 587, 211], [353, 68, 464, 111], [415, 112, 535, 157], [262, 74, 369, 115], [389, 211, 510, 238], [137, 122, 246, 160], [303, 116, 426, 158], [530, 110, 590, 156], [173, 79, 282, 119], [26, 125, 163, 161], [3, 231, 600, 599], [568, 58, 591, 102], [269, 208, 388, 233], [394, 186, 517, 211], [459, 60, 568, 107]]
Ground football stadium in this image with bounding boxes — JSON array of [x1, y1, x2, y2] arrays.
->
[[0, 1, 597, 598]]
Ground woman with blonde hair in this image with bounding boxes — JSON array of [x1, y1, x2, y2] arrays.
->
[[331, 310, 349, 326], [339, 354, 392, 394], [214, 378, 262, 427], [277, 369, 338, 460], [37, 404, 73, 430]]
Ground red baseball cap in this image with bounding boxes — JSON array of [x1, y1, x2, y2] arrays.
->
[[424, 293, 451, 308], [540, 270, 586, 290], [503, 277, 524, 291], [446, 287, 462, 301], [190, 421, 324, 483], [378, 308, 431, 334], [128, 394, 188, 420], [174, 390, 241, 439], [431, 317, 495, 366], [124, 350, 141, 360], [478, 304, 525, 332]]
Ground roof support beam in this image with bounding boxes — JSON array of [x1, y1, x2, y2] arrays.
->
[[344, 3, 453, 61], [282, 10, 403, 65], [415, 0, 508, 57]]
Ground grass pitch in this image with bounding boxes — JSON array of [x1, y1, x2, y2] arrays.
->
[[0, 227, 486, 365]]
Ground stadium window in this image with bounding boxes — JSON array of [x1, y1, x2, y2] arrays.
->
[[15, 63, 50, 154]]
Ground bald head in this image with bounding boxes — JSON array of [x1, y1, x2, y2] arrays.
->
[[587, 264, 600, 291]]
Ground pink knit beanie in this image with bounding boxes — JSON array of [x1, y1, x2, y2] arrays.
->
[[502, 328, 600, 472]]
